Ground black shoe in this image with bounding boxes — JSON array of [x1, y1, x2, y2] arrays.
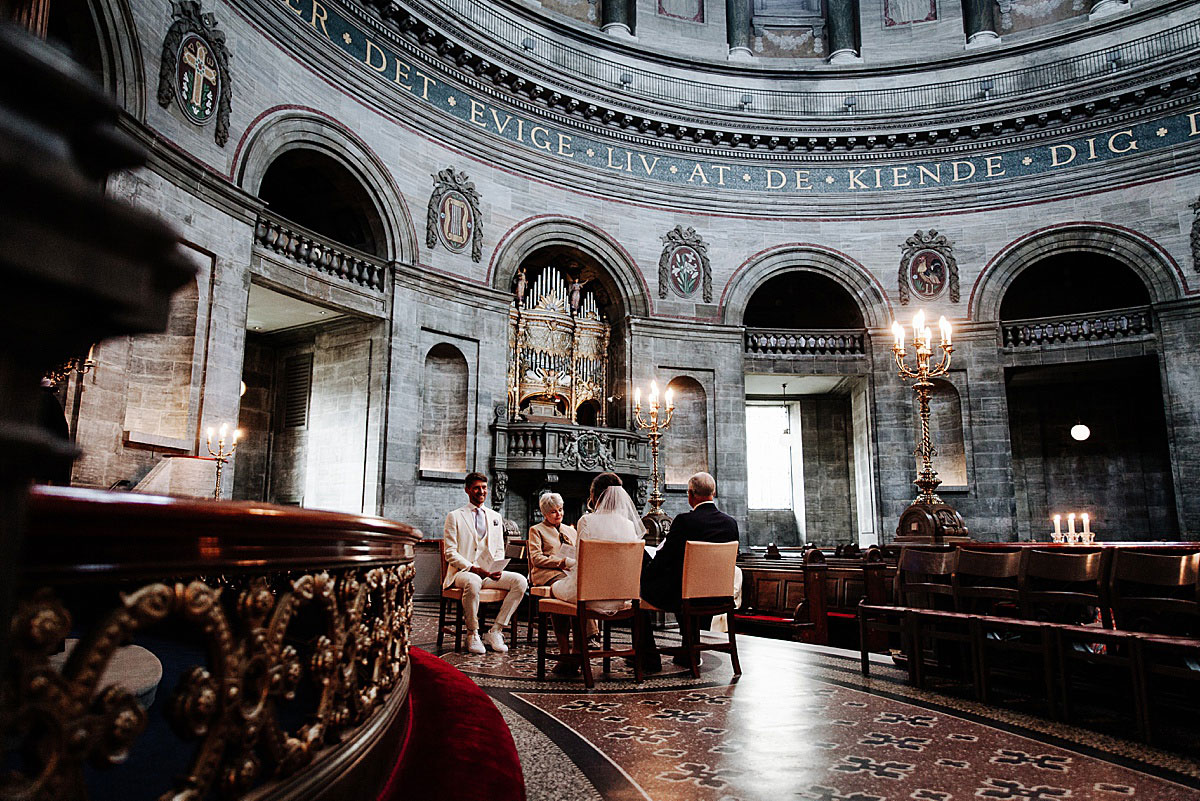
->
[[672, 654, 701, 668], [551, 661, 580, 677]]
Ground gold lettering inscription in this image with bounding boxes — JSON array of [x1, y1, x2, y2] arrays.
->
[[283, 0, 304, 16], [891, 166, 911, 187], [310, 1, 331, 38], [606, 147, 628, 171], [985, 156, 1005, 177], [531, 126, 552, 151], [917, 164, 941, 186], [415, 71, 436, 100], [638, 154, 660, 175], [952, 161, 975, 182], [766, 169, 787, 190], [490, 110, 513, 135], [688, 163, 709, 184], [1085, 137, 1098, 160], [469, 99, 487, 128], [847, 169, 869, 190], [393, 60, 411, 89], [712, 164, 730, 185], [558, 133, 574, 158], [1108, 130, 1137, 153], [794, 170, 812, 190], [1050, 144, 1076, 167], [1188, 111, 1200, 136], [364, 41, 387, 72]]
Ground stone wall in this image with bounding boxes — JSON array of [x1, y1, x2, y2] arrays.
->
[[420, 344, 470, 473]]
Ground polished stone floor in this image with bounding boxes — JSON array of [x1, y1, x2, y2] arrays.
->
[[412, 605, 1200, 800]]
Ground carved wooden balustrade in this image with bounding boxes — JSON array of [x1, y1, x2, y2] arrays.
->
[[2, 487, 421, 801], [1002, 306, 1153, 348], [254, 212, 388, 292], [745, 328, 867, 357], [492, 419, 647, 475]]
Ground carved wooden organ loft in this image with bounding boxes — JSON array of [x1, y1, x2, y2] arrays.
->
[[507, 265, 610, 425]]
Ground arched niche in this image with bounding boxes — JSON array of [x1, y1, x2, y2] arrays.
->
[[236, 111, 414, 263], [123, 278, 200, 444], [743, 271, 866, 329], [665, 376, 709, 485], [998, 253, 1151, 320], [723, 245, 890, 328], [924, 378, 967, 488], [420, 344, 469, 473], [972, 224, 1181, 322]]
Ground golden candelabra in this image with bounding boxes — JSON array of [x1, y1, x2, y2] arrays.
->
[[891, 310, 953, 505], [43, 344, 97, 387], [205, 423, 240, 500], [633, 381, 675, 519]]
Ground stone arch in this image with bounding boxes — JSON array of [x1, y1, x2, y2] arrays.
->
[[48, 0, 145, 118], [971, 223, 1183, 322], [489, 216, 650, 318], [234, 110, 415, 264], [723, 244, 892, 329]]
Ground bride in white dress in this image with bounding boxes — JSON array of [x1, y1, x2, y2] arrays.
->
[[551, 484, 646, 613]]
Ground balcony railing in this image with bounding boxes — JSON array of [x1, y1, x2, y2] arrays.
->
[[411, 0, 1200, 118], [7, 486, 421, 801], [254, 212, 388, 292], [1002, 306, 1153, 347], [745, 328, 867, 356], [493, 420, 646, 475]]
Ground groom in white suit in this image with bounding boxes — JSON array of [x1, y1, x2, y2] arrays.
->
[[443, 472, 528, 654]]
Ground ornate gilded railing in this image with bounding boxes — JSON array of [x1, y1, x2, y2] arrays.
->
[[254, 212, 388, 292], [2, 487, 421, 801], [745, 328, 867, 356], [1001, 306, 1153, 348]]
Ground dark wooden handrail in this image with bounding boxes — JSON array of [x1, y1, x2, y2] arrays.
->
[[23, 486, 423, 580]]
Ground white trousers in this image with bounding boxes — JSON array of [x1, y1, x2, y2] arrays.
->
[[453, 570, 528, 632]]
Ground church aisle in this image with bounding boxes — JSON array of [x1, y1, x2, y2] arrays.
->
[[411, 604, 1200, 801]]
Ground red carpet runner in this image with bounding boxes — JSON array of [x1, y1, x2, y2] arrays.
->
[[378, 647, 526, 801]]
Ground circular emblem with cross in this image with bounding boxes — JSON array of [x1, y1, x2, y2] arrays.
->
[[437, 190, 474, 253], [908, 249, 948, 300], [176, 33, 220, 125], [668, 245, 702, 299]]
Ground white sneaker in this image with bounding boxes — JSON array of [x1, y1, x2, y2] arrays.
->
[[482, 629, 509, 653], [466, 632, 485, 655]]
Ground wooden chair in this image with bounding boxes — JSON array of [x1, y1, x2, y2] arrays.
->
[[437, 539, 519, 652], [859, 547, 957, 681], [535, 539, 645, 688], [1106, 550, 1200, 741], [643, 541, 742, 678], [912, 548, 1024, 697]]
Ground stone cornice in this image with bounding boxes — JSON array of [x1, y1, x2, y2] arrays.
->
[[629, 317, 744, 342], [392, 260, 512, 312]]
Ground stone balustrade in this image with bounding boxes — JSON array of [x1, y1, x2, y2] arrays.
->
[[493, 419, 647, 475], [1002, 307, 1153, 348], [254, 213, 388, 292], [745, 328, 867, 356]]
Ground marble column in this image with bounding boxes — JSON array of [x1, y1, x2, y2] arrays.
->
[[826, 0, 861, 63], [962, 0, 1000, 47], [726, 0, 753, 61], [603, 0, 636, 39]]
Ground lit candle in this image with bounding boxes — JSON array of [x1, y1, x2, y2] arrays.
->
[[923, 327, 933, 348], [1068, 513, 1076, 536], [1053, 514, 1061, 536], [206, 427, 214, 449], [86, 343, 96, 362], [1082, 513, 1090, 534], [939, 316, 951, 346], [891, 321, 905, 349], [913, 310, 926, 343], [650, 381, 659, 410], [665, 389, 674, 410], [233, 429, 242, 444], [635, 387, 641, 411]]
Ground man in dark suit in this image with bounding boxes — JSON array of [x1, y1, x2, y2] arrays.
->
[[639, 471, 739, 670]]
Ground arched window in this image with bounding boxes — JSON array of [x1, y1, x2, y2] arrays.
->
[[665, 377, 708, 485], [743, 271, 865, 329], [258, 149, 387, 257], [420, 344, 469, 473], [924, 378, 967, 488], [999, 253, 1150, 319]]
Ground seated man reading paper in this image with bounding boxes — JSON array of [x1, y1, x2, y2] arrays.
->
[[443, 472, 528, 654]]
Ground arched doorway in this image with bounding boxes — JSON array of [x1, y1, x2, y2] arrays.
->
[[741, 268, 874, 549], [1001, 252, 1176, 541]]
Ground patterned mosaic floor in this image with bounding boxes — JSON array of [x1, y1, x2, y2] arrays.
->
[[411, 604, 1200, 801]]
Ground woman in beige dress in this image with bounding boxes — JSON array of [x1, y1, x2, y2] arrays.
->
[[527, 492, 580, 674]]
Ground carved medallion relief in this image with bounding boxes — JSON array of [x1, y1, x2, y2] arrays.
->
[[157, 2, 232, 146]]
